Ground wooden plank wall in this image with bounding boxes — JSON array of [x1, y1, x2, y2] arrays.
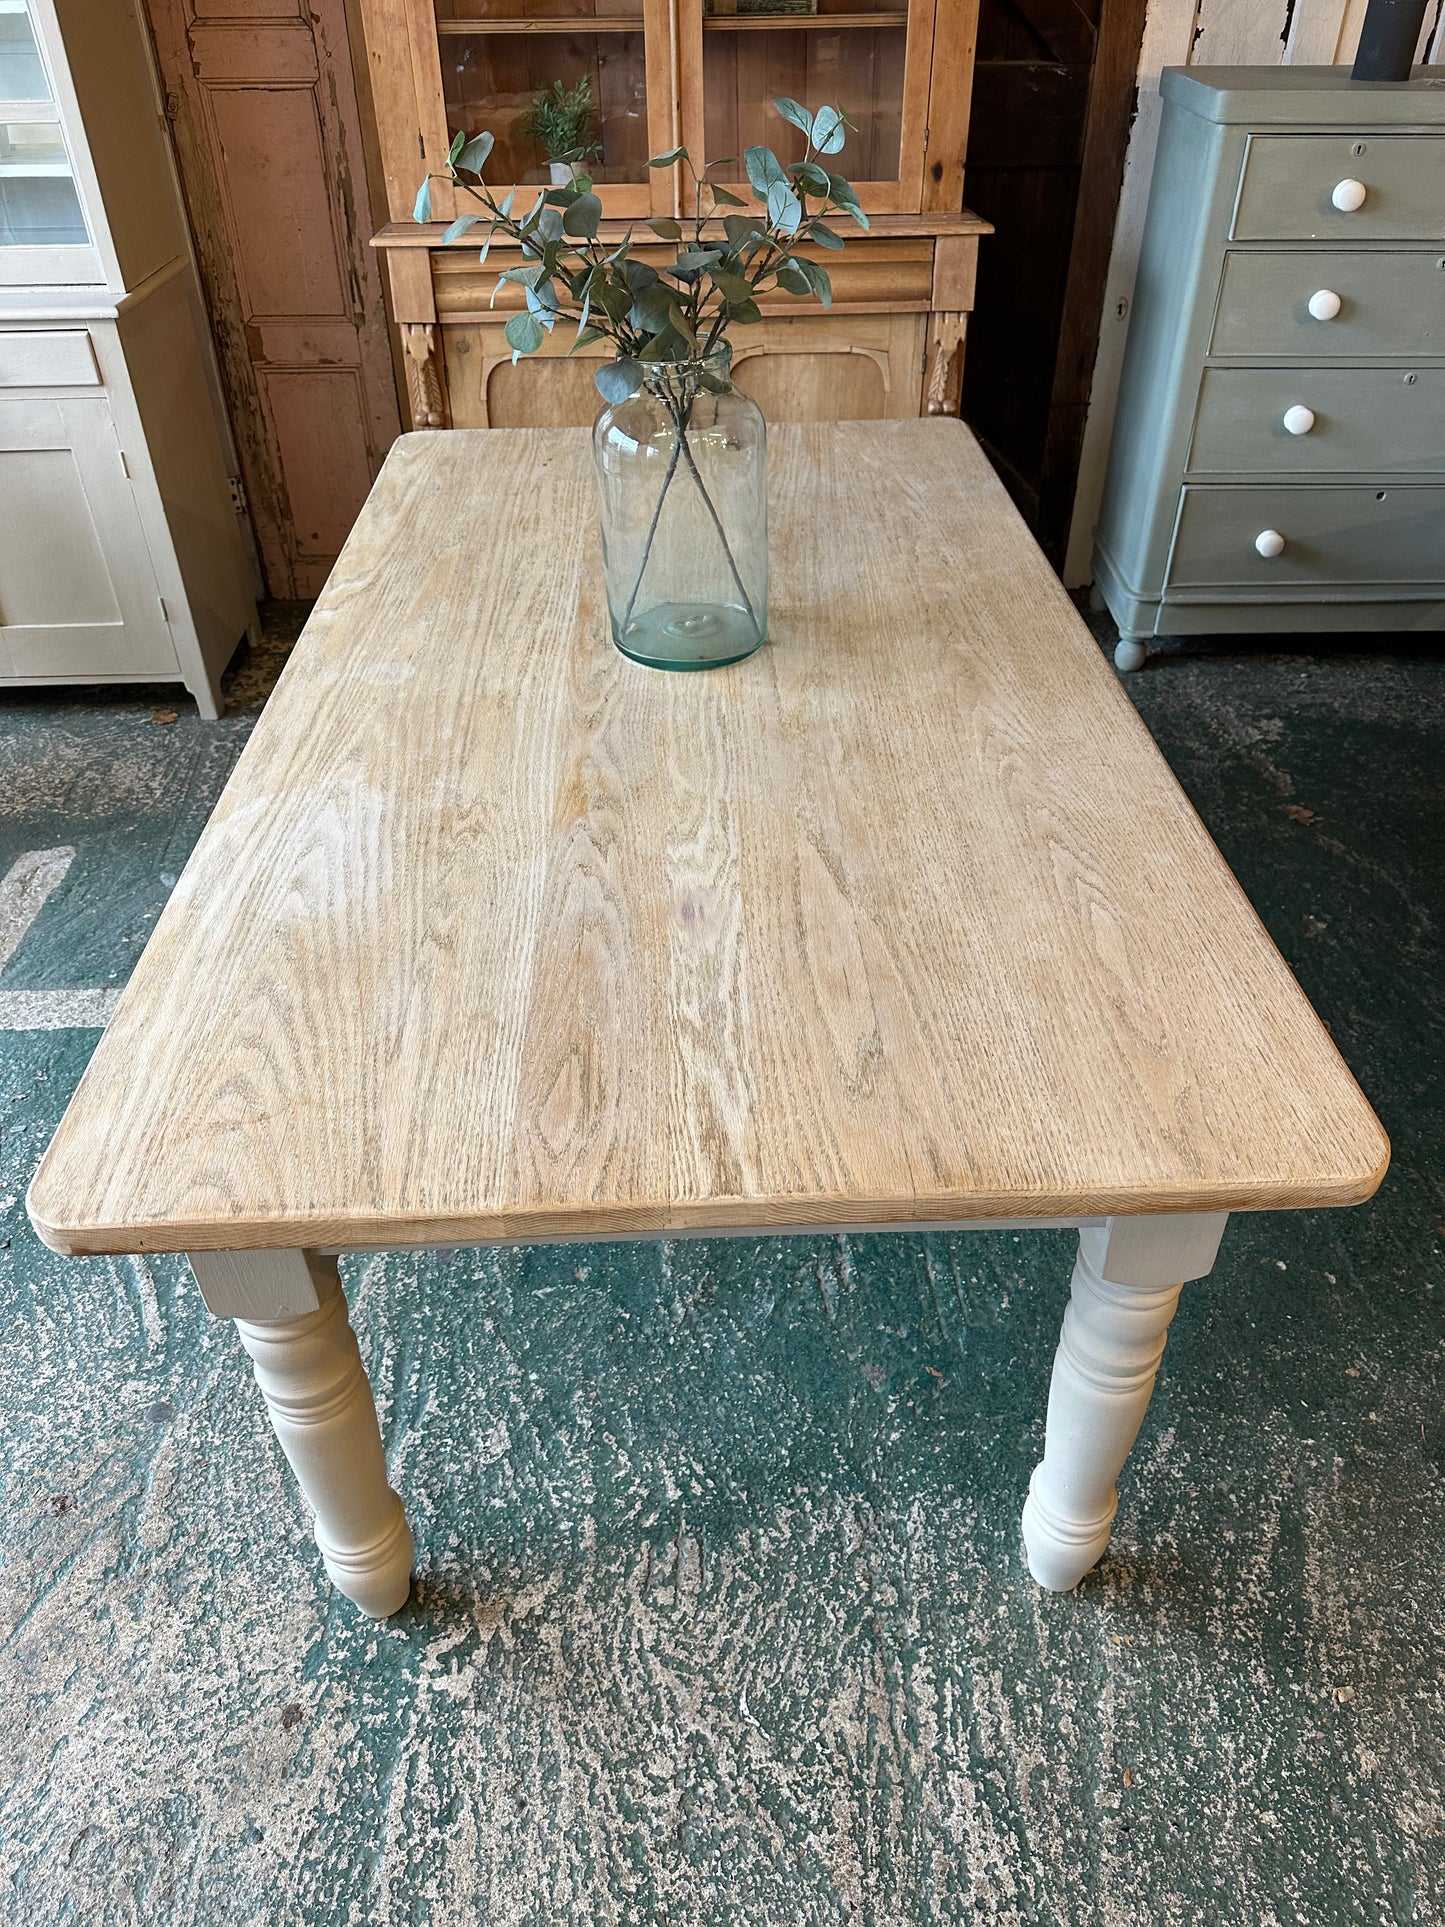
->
[[1062, 0, 1445, 586]]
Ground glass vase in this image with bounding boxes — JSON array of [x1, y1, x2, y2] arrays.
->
[[592, 351, 767, 671]]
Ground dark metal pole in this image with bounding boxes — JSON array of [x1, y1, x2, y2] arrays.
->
[[1351, 0, 1429, 80]]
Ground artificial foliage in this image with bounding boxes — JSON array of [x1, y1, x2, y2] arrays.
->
[[414, 97, 867, 401], [516, 77, 603, 169]]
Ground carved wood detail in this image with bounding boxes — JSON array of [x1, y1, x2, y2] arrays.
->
[[402, 322, 449, 430]]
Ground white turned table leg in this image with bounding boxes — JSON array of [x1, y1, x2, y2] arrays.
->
[[1022, 1213, 1228, 1592], [188, 1249, 413, 1617]]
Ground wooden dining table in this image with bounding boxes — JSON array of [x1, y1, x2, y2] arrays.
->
[[27, 419, 1388, 1616]]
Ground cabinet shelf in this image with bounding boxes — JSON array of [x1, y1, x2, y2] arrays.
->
[[703, 10, 907, 26], [436, 16, 643, 31], [435, 8, 905, 29]]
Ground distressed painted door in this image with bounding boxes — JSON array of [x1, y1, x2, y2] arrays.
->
[[145, 0, 400, 596]]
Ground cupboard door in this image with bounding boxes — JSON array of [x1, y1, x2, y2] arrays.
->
[[681, 0, 936, 215], [431, 0, 679, 218], [0, 396, 176, 679]]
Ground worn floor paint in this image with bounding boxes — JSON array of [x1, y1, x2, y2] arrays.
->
[[0, 610, 1441, 1925]]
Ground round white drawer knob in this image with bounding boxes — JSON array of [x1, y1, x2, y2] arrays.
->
[[1308, 288, 1342, 321], [1255, 528, 1286, 559], [1332, 177, 1367, 212], [1283, 404, 1316, 436]]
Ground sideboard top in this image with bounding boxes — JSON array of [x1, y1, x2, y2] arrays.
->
[[1162, 65, 1445, 124]]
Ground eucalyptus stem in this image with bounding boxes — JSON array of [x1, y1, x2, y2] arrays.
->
[[672, 409, 760, 641], [619, 409, 684, 632]]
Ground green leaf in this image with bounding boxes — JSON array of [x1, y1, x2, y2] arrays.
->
[[595, 358, 643, 402], [568, 325, 606, 354], [812, 105, 845, 155], [413, 176, 432, 224], [537, 205, 564, 242], [674, 247, 723, 271], [623, 260, 660, 292], [775, 263, 811, 297], [457, 131, 494, 175], [448, 129, 466, 166], [648, 217, 683, 240], [744, 145, 785, 202], [727, 297, 763, 326], [772, 97, 813, 140], [504, 311, 544, 358], [723, 213, 763, 246], [498, 188, 516, 217], [629, 281, 674, 334], [441, 213, 480, 244], [825, 171, 859, 208], [666, 302, 697, 349], [708, 268, 753, 304], [708, 184, 747, 207], [791, 160, 831, 197], [808, 220, 844, 249], [563, 190, 603, 238], [766, 180, 802, 233], [799, 257, 832, 307], [647, 146, 687, 168]]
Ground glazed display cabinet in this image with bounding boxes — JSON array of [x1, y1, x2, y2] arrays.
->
[[0, 0, 256, 715], [355, 0, 987, 429]]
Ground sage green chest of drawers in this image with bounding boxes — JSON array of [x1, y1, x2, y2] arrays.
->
[[1092, 67, 1445, 672]]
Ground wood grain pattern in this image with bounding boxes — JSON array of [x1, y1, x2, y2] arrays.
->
[[27, 421, 1387, 1254]]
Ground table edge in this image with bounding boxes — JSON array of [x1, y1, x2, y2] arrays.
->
[[27, 1151, 1390, 1257]]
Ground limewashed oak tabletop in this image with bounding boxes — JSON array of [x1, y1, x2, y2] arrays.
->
[[28, 420, 1388, 1616]]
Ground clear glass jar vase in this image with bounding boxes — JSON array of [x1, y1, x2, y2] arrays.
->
[[592, 351, 767, 671]]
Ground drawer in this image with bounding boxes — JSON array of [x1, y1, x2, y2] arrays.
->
[[1233, 135, 1445, 242], [0, 330, 100, 388], [1166, 486, 1445, 591], [1211, 249, 1445, 358], [1189, 367, 1445, 475]]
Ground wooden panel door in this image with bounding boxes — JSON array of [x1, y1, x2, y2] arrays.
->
[[0, 394, 177, 677], [145, 0, 401, 596]]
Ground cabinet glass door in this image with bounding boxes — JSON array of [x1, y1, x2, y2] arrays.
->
[[690, 0, 931, 214], [0, 0, 89, 249], [433, 0, 673, 217]]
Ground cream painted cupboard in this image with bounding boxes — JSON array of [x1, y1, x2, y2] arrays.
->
[[0, 0, 256, 716]]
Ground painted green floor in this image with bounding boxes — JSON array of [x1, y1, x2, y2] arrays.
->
[[0, 610, 1441, 1925]]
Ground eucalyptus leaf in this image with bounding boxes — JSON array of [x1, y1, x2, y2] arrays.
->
[[504, 310, 543, 358], [775, 263, 811, 296], [448, 129, 466, 165], [648, 146, 687, 167], [709, 185, 747, 207], [800, 258, 832, 308], [809, 221, 844, 249], [766, 179, 802, 233], [412, 176, 432, 224], [441, 213, 480, 244], [594, 358, 642, 400], [723, 213, 763, 246], [648, 217, 683, 239], [772, 97, 813, 139], [537, 206, 564, 242], [811, 105, 845, 155], [708, 268, 752, 304], [744, 145, 785, 202], [562, 190, 602, 238], [674, 247, 723, 271], [457, 131, 494, 175], [569, 325, 606, 354], [498, 188, 515, 217], [792, 160, 830, 196]]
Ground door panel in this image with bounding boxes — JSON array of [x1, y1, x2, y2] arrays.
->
[[0, 395, 176, 676], [145, 0, 401, 596]]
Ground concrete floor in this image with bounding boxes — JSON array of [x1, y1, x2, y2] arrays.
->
[[0, 608, 1441, 1925]]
